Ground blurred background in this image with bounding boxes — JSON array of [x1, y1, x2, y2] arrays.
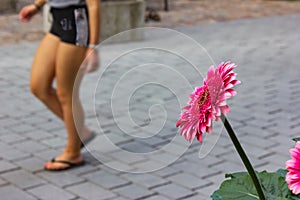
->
[[1, 0, 300, 45]]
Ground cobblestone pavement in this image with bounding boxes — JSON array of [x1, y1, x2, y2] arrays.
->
[[1, 14, 300, 199]]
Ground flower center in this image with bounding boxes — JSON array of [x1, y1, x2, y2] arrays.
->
[[198, 89, 209, 107]]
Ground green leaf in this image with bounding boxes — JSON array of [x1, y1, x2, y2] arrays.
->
[[211, 171, 293, 200], [225, 172, 248, 179], [290, 196, 300, 200], [292, 137, 300, 142], [276, 169, 288, 179]]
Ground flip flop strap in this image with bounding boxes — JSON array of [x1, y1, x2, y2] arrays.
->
[[51, 158, 83, 167]]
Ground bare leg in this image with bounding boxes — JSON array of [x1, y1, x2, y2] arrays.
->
[[44, 42, 86, 170], [30, 33, 63, 118], [31, 34, 91, 141]]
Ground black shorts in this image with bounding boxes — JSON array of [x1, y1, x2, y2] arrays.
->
[[50, 5, 89, 46]]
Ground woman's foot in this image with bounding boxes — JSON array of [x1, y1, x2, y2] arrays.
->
[[44, 127, 93, 171], [44, 152, 83, 171]]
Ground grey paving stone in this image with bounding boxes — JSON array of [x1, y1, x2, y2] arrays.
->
[[1, 170, 46, 189], [138, 136, 168, 147], [209, 134, 233, 148], [0, 118, 20, 128], [226, 110, 254, 123], [102, 132, 133, 145], [0, 141, 11, 152], [163, 142, 191, 156], [167, 173, 212, 190], [86, 135, 122, 153], [0, 177, 7, 186], [108, 150, 146, 164], [143, 195, 170, 200], [268, 134, 295, 147], [24, 130, 54, 141], [235, 125, 275, 138], [41, 136, 66, 148], [13, 140, 48, 153], [180, 193, 208, 200], [104, 160, 135, 172], [33, 120, 65, 133], [37, 171, 85, 187], [66, 182, 116, 200], [223, 152, 267, 169], [210, 160, 245, 173], [0, 133, 27, 144], [9, 123, 36, 134], [0, 160, 19, 173], [204, 172, 233, 186], [255, 162, 283, 172], [152, 183, 195, 199], [108, 197, 130, 200], [267, 143, 293, 159], [28, 184, 76, 200], [239, 134, 277, 149], [131, 159, 168, 172], [66, 162, 99, 175], [0, 127, 10, 135], [202, 139, 232, 155], [49, 127, 68, 139], [154, 166, 181, 178], [82, 170, 130, 189], [196, 184, 219, 199], [14, 156, 45, 172], [192, 154, 223, 167], [119, 141, 156, 153], [261, 153, 289, 168], [0, 185, 37, 200], [21, 115, 50, 126], [5, 108, 34, 119], [81, 151, 111, 166], [171, 161, 220, 179], [113, 184, 154, 200], [121, 173, 169, 189], [238, 143, 274, 159], [0, 148, 31, 161], [33, 148, 62, 161], [150, 152, 180, 165]]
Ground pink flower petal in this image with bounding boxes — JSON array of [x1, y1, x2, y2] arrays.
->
[[176, 61, 239, 143], [286, 141, 300, 195]]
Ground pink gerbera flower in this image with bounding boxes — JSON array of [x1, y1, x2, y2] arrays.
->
[[176, 61, 240, 142], [286, 141, 300, 195], [205, 62, 240, 121], [176, 85, 213, 142]]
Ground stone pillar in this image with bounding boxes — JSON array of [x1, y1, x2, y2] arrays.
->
[[43, 0, 145, 42], [0, 0, 17, 13]]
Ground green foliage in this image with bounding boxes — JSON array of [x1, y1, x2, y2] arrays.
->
[[292, 137, 300, 142], [211, 170, 300, 200]]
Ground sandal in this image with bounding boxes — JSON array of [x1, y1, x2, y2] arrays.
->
[[81, 131, 96, 149], [44, 158, 85, 171]]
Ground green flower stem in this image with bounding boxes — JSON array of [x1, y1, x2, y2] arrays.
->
[[221, 114, 266, 200]]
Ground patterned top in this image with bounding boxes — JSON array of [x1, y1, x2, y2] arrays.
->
[[48, 0, 86, 8]]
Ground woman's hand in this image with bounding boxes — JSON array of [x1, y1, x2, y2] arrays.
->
[[82, 48, 100, 73], [19, 4, 39, 22]]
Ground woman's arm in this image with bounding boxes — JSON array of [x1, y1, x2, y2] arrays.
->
[[86, 0, 100, 47], [84, 0, 100, 73], [19, 0, 47, 22], [34, 0, 47, 10]]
